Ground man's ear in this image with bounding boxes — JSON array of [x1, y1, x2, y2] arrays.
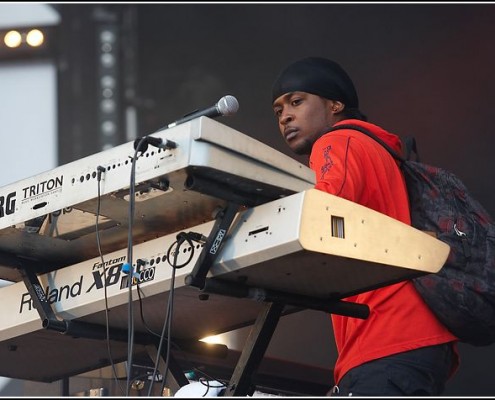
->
[[331, 101, 345, 113]]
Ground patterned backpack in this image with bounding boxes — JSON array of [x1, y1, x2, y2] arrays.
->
[[329, 124, 495, 346]]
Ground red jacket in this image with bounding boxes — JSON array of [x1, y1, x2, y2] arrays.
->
[[309, 119, 458, 384]]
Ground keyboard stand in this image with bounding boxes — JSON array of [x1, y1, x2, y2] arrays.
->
[[197, 278, 369, 396], [179, 197, 370, 396]]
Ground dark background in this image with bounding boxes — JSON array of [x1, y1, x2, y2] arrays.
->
[[56, 3, 495, 217], [15, 2, 495, 395]]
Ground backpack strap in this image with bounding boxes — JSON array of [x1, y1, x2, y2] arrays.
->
[[403, 135, 420, 162], [329, 123, 407, 164]]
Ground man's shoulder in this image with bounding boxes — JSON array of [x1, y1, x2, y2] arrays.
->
[[329, 121, 402, 153]]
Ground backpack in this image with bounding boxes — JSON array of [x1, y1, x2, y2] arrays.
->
[[329, 123, 495, 346]]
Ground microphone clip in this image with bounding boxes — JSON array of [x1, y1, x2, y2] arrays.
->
[[133, 136, 178, 153]]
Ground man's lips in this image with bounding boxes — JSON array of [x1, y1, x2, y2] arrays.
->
[[284, 127, 298, 141]]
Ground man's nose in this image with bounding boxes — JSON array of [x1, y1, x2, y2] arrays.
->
[[280, 111, 293, 124]]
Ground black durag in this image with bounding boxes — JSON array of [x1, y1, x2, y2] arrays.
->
[[271, 57, 359, 108]]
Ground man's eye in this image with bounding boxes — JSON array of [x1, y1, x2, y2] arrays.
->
[[274, 109, 282, 117], [292, 98, 302, 106]]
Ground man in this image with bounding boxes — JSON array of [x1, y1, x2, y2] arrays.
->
[[271, 57, 458, 396]]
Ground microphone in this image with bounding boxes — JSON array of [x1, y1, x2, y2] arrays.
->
[[137, 95, 239, 152], [166, 95, 239, 129]]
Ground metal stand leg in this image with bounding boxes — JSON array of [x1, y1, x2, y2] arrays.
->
[[185, 201, 241, 290], [223, 302, 284, 396]]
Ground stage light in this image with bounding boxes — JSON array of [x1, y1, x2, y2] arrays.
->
[[101, 75, 116, 89], [26, 29, 44, 47], [0, 26, 55, 61], [4, 30, 22, 48], [101, 120, 117, 135], [200, 335, 226, 345], [96, 23, 121, 150], [101, 99, 115, 113], [100, 52, 115, 68]]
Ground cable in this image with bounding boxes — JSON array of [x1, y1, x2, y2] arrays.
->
[[146, 232, 203, 395], [146, 237, 182, 396], [159, 256, 177, 396], [135, 278, 163, 339], [124, 137, 147, 396], [198, 377, 227, 396], [165, 234, 194, 269], [95, 165, 126, 396]]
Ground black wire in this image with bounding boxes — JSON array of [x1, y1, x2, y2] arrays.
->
[[195, 369, 228, 389], [146, 238, 184, 396], [166, 234, 195, 269], [199, 377, 211, 397], [135, 280, 184, 346], [146, 241, 176, 395], [141, 233, 227, 396], [160, 254, 177, 395], [136, 282, 162, 339], [125, 137, 147, 396], [95, 166, 126, 395], [198, 376, 227, 396]]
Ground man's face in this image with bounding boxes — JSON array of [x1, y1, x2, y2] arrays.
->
[[272, 91, 338, 155]]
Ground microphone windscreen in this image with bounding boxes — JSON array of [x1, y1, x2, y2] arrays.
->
[[217, 95, 239, 116]]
